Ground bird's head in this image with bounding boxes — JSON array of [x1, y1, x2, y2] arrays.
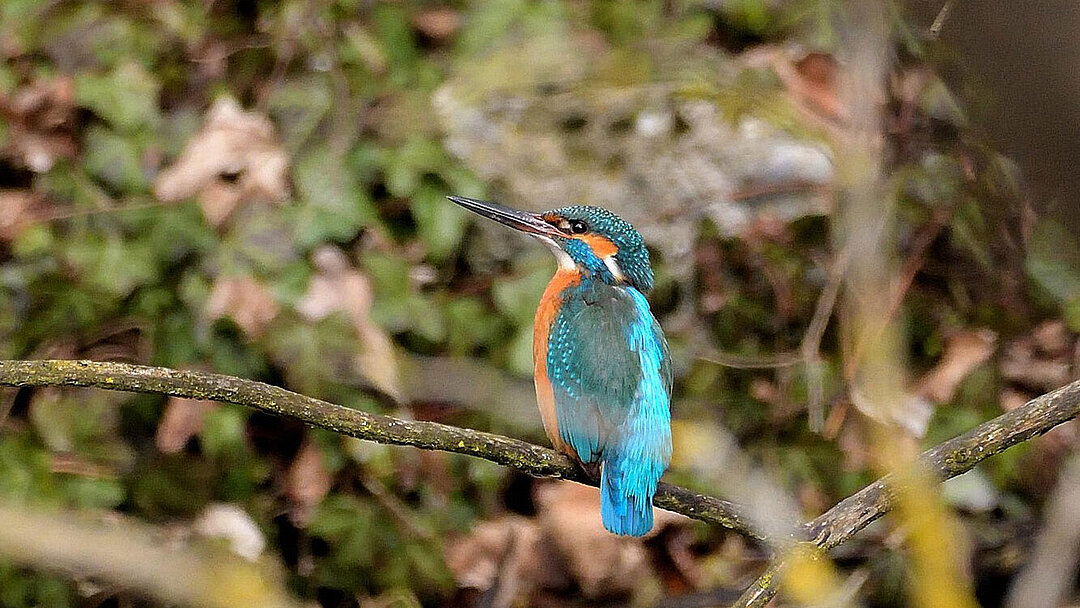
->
[[448, 196, 654, 292]]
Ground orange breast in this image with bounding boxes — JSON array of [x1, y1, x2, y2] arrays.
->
[[533, 269, 580, 455]]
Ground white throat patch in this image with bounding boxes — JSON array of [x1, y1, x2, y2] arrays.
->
[[536, 235, 576, 271], [536, 235, 628, 282]]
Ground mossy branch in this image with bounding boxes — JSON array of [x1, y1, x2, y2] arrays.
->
[[0, 359, 757, 537], [2, 358, 1078, 607]]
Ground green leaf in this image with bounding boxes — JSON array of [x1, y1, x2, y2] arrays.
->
[[218, 206, 299, 275], [411, 184, 467, 261], [505, 326, 533, 376], [1064, 297, 1080, 332], [407, 294, 446, 343], [82, 125, 148, 193], [260, 312, 358, 397], [266, 76, 333, 151], [200, 407, 248, 459], [10, 223, 54, 258], [366, 253, 413, 331], [293, 146, 377, 247], [0, 561, 74, 608], [0, 434, 58, 505], [445, 297, 500, 354], [373, 4, 420, 84], [385, 137, 448, 198], [1026, 218, 1080, 307], [75, 62, 161, 132], [62, 476, 125, 510], [64, 232, 159, 297]]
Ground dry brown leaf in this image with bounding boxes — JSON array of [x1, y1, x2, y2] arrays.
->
[[1032, 320, 1070, 357], [849, 385, 934, 438], [444, 515, 564, 605], [797, 482, 830, 517], [749, 377, 779, 405], [412, 8, 461, 41], [0, 76, 79, 172], [204, 275, 279, 338], [847, 330, 996, 439], [297, 247, 402, 400], [153, 96, 288, 226], [1001, 322, 1074, 392], [767, 49, 850, 129], [915, 329, 997, 404], [285, 439, 332, 527], [155, 396, 217, 454], [793, 52, 844, 119], [0, 189, 46, 241], [659, 525, 705, 593], [999, 387, 1032, 413], [534, 482, 681, 598]]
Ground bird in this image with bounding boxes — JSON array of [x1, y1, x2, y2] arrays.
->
[[448, 195, 672, 536]]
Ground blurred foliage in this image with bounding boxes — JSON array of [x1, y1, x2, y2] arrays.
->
[[0, 0, 1073, 607]]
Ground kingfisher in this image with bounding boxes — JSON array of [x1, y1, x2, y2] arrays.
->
[[448, 195, 672, 536]]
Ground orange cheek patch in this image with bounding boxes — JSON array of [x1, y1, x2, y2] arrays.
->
[[576, 234, 618, 258]]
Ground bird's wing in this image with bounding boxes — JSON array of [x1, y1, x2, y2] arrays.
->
[[546, 281, 672, 463]]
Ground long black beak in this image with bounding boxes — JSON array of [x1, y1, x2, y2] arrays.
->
[[447, 196, 564, 238]]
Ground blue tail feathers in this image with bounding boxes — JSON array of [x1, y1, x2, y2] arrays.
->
[[600, 453, 658, 537]]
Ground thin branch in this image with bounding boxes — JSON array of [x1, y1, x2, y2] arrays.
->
[[731, 377, 1080, 607], [0, 359, 758, 539], [929, 0, 957, 39], [696, 350, 803, 370], [802, 248, 848, 431], [695, 256, 843, 374], [696, 246, 847, 429]]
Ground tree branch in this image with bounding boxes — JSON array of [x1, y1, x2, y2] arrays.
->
[[2, 358, 1079, 608], [732, 377, 1080, 607], [0, 359, 758, 539]]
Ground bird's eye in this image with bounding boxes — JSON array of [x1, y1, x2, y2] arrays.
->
[[569, 220, 588, 234]]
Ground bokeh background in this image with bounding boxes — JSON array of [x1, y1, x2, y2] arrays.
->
[[2, 1, 1079, 607]]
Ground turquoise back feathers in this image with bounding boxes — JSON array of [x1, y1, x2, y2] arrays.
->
[[546, 278, 672, 536]]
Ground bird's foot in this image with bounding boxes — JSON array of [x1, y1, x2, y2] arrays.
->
[[577, 460, 602, 482]]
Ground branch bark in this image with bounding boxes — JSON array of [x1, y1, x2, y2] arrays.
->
[[733, 377, 1080, 608], [0, 359, 757, 538], [2, 358, 1078, 608]]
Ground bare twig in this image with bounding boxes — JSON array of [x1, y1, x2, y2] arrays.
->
[[696, 246, 847, 430], [40, 199, 193, 222], [803, 248, 848, 430], [697, 350, 803, 370], [929, 0, 957, 39], [728, 181, 830, 203]]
